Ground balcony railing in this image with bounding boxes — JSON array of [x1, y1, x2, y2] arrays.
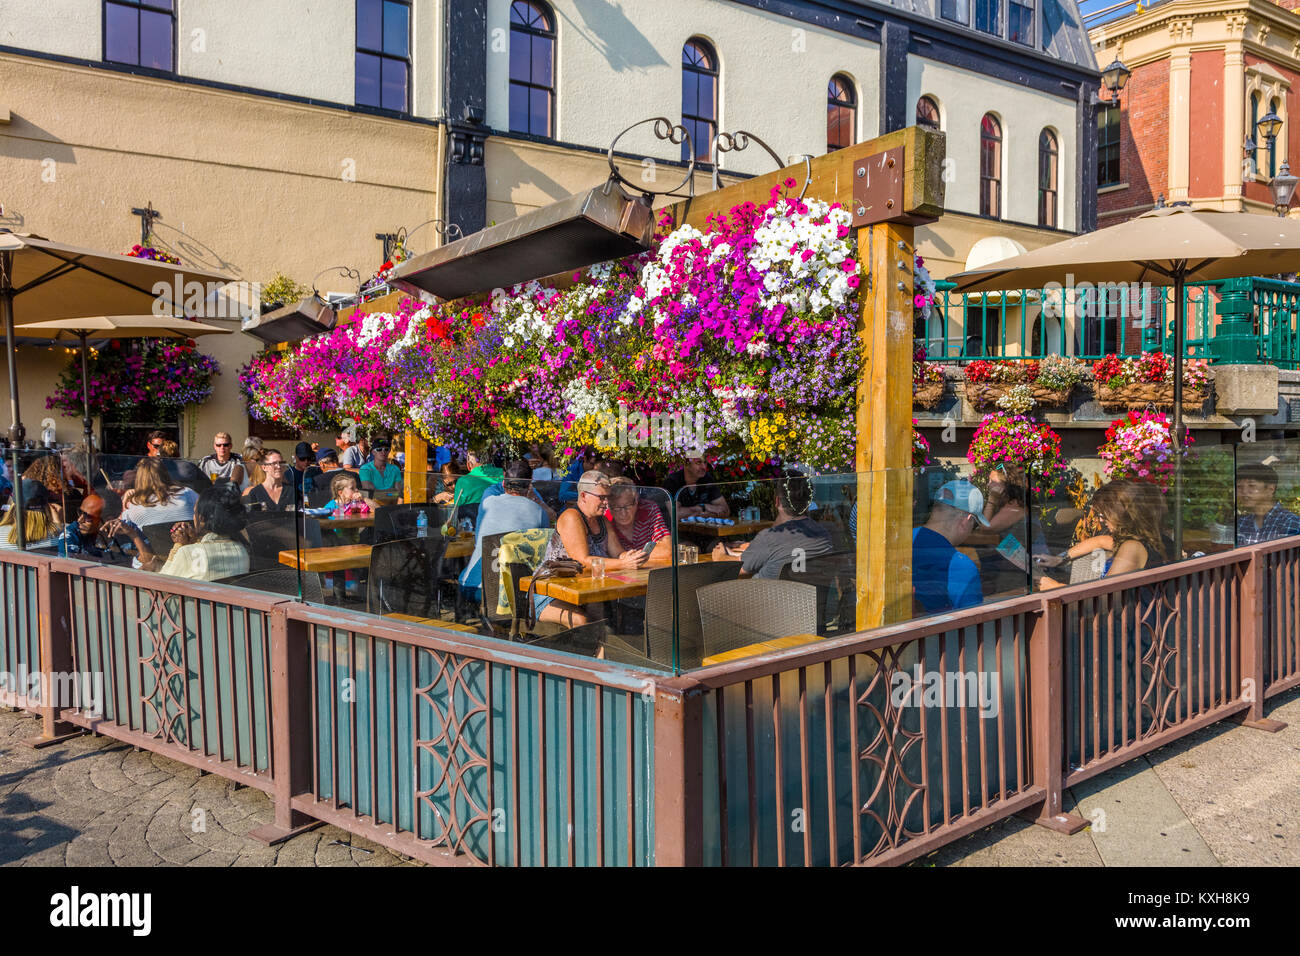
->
[[926, 275, 1300, 368]]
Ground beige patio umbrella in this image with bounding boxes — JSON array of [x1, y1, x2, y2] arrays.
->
[[947, 206, 1300, 445], [0, 231, 235, 445], [14, 315, 233, 451]]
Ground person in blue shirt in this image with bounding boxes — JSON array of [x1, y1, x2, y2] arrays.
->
[[460, 460, 552, 602], [558, 446, 597, 503], [913, 479, 987, 615], [55, 493, 118, 560], [359, 440, 403, 497]]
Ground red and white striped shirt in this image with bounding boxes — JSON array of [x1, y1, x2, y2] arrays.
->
[[611, 500, 669, 551]]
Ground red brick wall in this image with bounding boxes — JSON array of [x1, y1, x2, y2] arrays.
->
[[1273, 0, 1300, 11], [1098, 58, 1169, 223], [1189, 49, 1224, 198]]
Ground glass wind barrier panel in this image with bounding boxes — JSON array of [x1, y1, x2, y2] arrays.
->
[[672, 465, 1035, 672], [0, 446, 73, 554], [1234, 436, 1300, 547]]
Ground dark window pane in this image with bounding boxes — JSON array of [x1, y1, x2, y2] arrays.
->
[[510, 83, 529, 132], [140, 9, 172, 70], [357, 0, 382, 51], [941, 0, 968, 24], [975, 0, 999, 35], [509, 31, 530, 81], [356, 51, 381, 107], [697, 74, 716, 120], [142, 0, 173, 9], [383, 0, 409, 57], [530, 86, 551, 135], [381, 56, 407, 111], [683, 71, 698, 114], [105, 4, 139, 65], [531, 36, 552, 86], [1009, 2, 1034, 44]]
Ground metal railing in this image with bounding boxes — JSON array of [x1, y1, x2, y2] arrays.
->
[[926, 275, 1300, 367], [2, 532, 1295, 866]]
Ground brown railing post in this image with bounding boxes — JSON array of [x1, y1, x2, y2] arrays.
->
[[249, 607, 323, 844], [653, 676, 704, 866], [1029, 598, 1087, 833], [1237, 549, 1287, 733], [28, 562, 83, 746]]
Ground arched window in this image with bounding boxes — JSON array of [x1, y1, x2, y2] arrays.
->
[[1038, 128, 1058, 228], [682, 38, 718, 163], [916, 95, 941, 131], [509, 1, 556, 136], [1269, 96, 1281, 178], [980, 113, 1002, 218], [827, 74, 856, 152]]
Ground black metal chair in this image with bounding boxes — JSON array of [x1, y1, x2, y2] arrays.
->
[[477, 532, 512, 637], [241, 512, 321, 571], [367, 535, 447, 618], [138, 521, 180, 560], [372, 503, 446, 544]]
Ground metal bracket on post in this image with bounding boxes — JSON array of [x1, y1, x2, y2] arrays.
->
[[852, 148, 905, 228]]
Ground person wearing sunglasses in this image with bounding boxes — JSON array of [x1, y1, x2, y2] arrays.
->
[[55, 493, 117, 560], [199, 431, 246, 487]]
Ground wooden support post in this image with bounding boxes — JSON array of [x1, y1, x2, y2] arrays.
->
[[653, 678, 704, 866], [856, 221, 915, 630], [1029, 599, 1088, 833], [405, 432, 429, 504], [27, 563, 84, 747], [1236, 550, 1287, 732]]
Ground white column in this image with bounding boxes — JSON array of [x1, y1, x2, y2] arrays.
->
[[1223, 46, 1245, 209], [1169, 49, 1192, 202]]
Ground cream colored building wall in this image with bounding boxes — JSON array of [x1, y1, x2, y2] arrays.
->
[[0, 0, 440, 115], [484, 0, 879, 175], [0, 53, 442, 455], [909, 57, 1078, 230]]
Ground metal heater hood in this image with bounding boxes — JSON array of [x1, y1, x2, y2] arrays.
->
[[390, 185, 654, 301], [240, 296, 337, 344]]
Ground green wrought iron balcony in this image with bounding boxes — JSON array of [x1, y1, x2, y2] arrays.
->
[[925, 275, 1300, 368]]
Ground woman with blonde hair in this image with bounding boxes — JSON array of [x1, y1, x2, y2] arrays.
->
[[121, 456, 198, 528], [0, 480, 61, 550], [242, 436, 265, 490]]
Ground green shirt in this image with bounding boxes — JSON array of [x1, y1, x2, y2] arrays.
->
[[453, 465, 503, 507], [359, 461, 403, 491]]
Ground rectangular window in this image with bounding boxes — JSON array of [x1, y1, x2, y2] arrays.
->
[[1008, 1, 1034, 45], [104, 0, 174, 72], [940, 0, 969, 25], [1097, 102, 1121, 187], [356, 0, 410, 112], [975, 0, 1000, 36]]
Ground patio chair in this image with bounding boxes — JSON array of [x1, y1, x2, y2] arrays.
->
[[477, 532, 512, 637], [637, 561, 741, 668], [138, 521, 180, 560], [372, 503, 447, 544], [695, 578, 818, 660], [219, 567, 324, 603], [779, 549, 857, 634], [367, 535, 447, 619]]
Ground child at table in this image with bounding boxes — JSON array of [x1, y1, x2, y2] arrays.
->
[[306, 472, 369, 597]]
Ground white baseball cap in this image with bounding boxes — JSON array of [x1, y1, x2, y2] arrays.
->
[[934, 479, 991, 526]]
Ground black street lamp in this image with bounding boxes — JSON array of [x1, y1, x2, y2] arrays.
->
[[1271, 160, 1298, 217], [1101, 57, 1131, 105]]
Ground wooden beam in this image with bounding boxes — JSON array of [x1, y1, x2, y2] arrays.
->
[[405, 433, 429, 504]]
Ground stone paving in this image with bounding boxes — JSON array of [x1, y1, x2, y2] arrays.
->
[[0, 709, 418, 867], [2, 689, 1296, 867]]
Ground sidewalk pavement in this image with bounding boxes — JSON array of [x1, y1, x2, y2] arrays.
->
[[1, 688, 1296, 867]]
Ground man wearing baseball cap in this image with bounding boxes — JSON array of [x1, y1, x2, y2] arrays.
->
[[913, 479, 988, 614]]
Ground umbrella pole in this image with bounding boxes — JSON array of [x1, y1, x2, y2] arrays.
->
[[0, 269, 25, 550], [79, 331, 94, 453], [1173, 272, 1185, 561]]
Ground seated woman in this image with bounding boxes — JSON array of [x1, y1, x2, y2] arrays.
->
[[536, 470, 647, 628], [964, 462, 1046, 596], [431, 461, 465, 506], [0, 480, 63, 550], [121, 456, 199, 526], [1038, 480, 1170, 589], [23, 451, 84, 513], [607, 476, 671, 561], [359, 439, 403, 500], [106, 484, 249, 581]]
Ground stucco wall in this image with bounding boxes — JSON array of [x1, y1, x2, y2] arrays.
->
[[0, 0, 101, 61], [484, 0, 880, 175], [0, 53, 442, 454], [908, 56, 1078, 230]]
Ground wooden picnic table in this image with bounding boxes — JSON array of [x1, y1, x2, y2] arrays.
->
[[678, 518, 771, 538], [278, 532, 474, 572], [520, 555, 718, 605]]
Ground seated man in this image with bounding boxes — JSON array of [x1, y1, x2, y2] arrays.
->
[[55, 493, 117, 560], [663, 457, 730, 518], [359, 439, 403, 499], [912, 480, 987, 614], [711, 471, 832, 579], [460, 460, 552, 601], [1236, 463, 1300, 545]]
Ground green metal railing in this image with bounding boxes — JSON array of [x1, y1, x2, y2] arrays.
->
[[925, 276, 1300, 367]]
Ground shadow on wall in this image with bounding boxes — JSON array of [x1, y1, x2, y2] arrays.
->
[[0, 114, 79, 166], [566, 0, 668, 74], [148, 220, 242, 277]]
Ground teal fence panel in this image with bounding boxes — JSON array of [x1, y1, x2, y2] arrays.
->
[[66, 576, 273, 777], [311, 626, 655, 866], [0, 559, 41, 709]]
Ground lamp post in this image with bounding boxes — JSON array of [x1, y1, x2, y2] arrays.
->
[[1256, 109, 1283, 178], [1270, 159, 1298, 217], [1100, 57, 1131, 105]]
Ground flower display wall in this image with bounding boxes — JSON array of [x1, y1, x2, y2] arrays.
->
[[47, 339, 220, 419], [246, 185, 865, 470]]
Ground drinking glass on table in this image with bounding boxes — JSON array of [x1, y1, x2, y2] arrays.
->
[[590, 556, 607, 582]]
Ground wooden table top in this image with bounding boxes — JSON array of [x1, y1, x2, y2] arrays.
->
[[678, 519, 771, 538], [520, 555, 718, 605], [383, 612, 477, 633], [318, 514, 376, 529], [278, 533, 474, 572], [702, 633, 822, 666]]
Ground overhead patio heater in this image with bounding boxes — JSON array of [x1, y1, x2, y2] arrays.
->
[[390, 184, 655, 301]]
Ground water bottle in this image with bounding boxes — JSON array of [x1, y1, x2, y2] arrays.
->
[[416, 510, 429, 539]]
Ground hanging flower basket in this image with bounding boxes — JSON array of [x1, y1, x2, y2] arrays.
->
[[913, 380, 946, 409], [966, 381, 1074, 410], [1092, 352, 1209, 412], [912, 346, 945, 409], [1093, 381, 1207, 412]]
